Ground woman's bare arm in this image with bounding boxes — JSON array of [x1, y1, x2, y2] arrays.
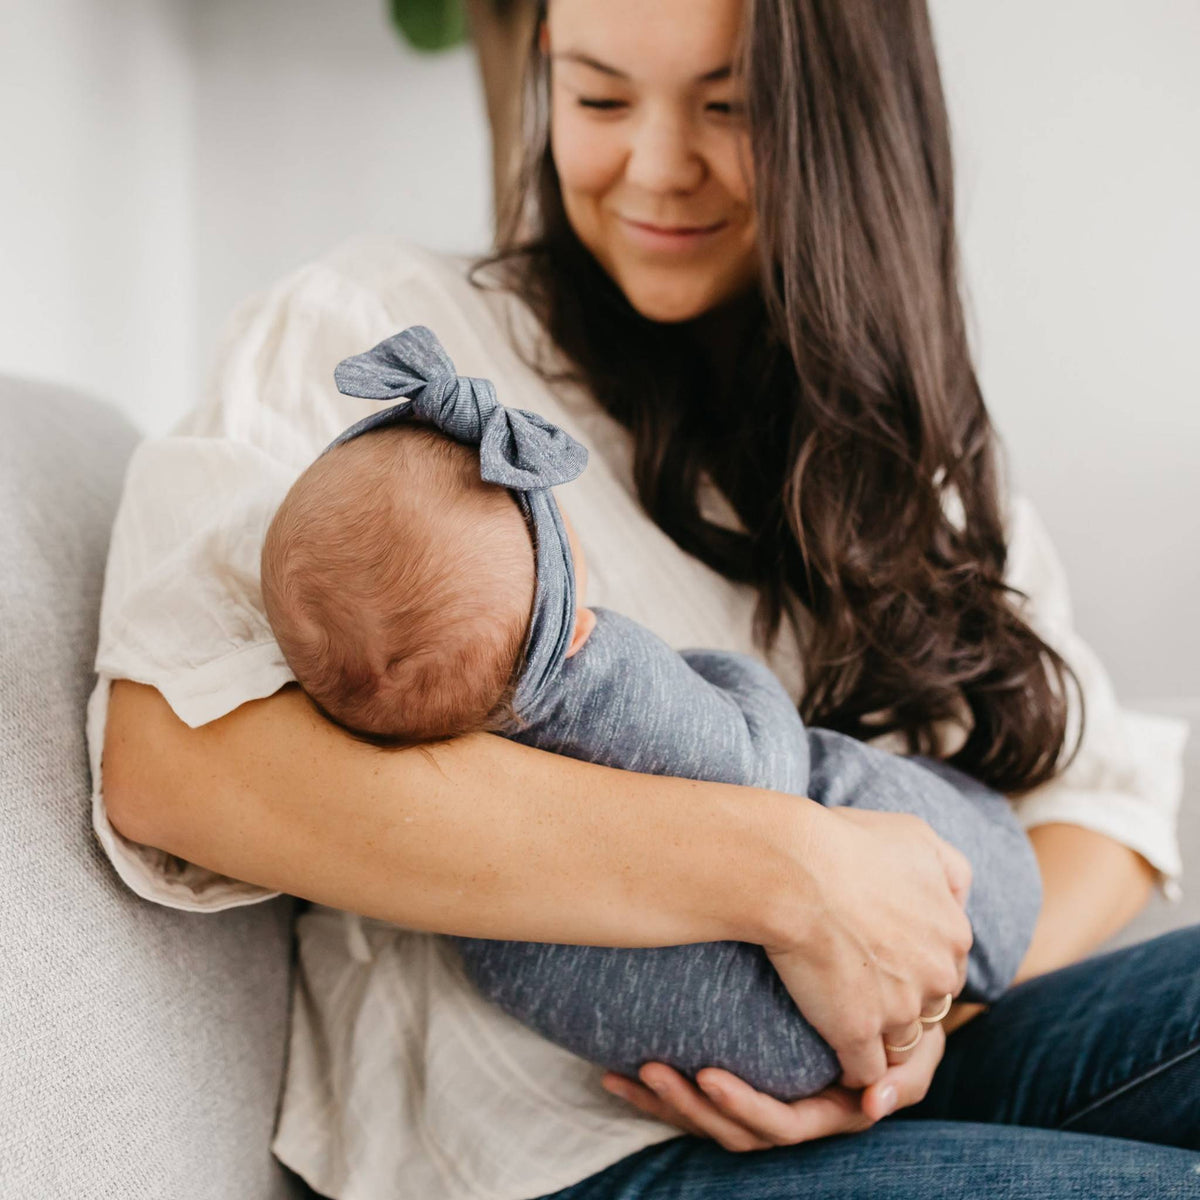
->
[[1014, 822, 1157, 979], [104, 677, 972, 1090], [942, 822, 1157, 1034], [103, 679, 812, 947]]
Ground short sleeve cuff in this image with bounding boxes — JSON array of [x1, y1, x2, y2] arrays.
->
[[87, 674, 282, 912], [1014, 710, 1188, 906], [155, 639, 297, 730], [1016, 787, 1184, 904]]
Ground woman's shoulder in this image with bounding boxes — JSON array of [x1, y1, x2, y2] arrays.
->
[[292, 233, 538, 356], [207, 235, 501, 377], [316, 234, 476, 298]]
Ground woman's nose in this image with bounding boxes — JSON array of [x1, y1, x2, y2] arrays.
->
[[623, 107, 706, 195]]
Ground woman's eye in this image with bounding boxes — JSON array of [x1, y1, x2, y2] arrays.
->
[[576, 98, 627, 112], [707, 101, 746, 118]]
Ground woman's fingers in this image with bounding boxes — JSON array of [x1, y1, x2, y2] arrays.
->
[[830, 1027, 889, 1090], [604, 1047, 952, 1152], [601, 1071, 709, 1139], [920, 993, 954, 1022], [607, 1065, 775, 1152], [603, 1024, 949, 1152], [933, 837, 974, 909], [861, 1020, 945, 1122], [694, 1068, 873, 1145], [882, 1019, 925, 1064], [940, 1000, 987, 1036], [636, 1065, 776, 1151]]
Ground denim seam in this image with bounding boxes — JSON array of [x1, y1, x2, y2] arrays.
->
[[1056, 1037, 1200, 1131]]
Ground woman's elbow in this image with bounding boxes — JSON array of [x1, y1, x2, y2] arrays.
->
[[101, 680, 190, 849]]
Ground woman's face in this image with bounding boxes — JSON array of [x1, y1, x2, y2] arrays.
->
[[544, 0, 758, 324]]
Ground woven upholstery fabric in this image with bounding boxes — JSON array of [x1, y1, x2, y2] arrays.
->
[[0, 378, 307, 1200]]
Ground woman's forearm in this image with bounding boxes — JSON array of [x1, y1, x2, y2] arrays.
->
[[944, 821, 1157, 1035], [102, 679, 819, 948], [1011, 822, 1157, 983]]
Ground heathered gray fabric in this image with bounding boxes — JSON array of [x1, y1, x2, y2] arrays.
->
[[328, 325, 589, 714], [451, 607, 1043, 1101], [0, 378, 308, 1200]]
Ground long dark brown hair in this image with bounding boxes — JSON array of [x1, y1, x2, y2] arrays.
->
[[472, 0, 1081, 793]]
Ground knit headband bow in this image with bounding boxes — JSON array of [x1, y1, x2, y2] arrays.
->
[[323, 325, 588, 716]]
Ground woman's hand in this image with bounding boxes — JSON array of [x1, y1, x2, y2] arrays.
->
[[598, 802, 982, 1151], [601, 1019, 949, 1151], [764, 806, 974, 1089]]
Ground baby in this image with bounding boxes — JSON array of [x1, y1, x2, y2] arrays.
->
[[261, 325, 1042, 1101]]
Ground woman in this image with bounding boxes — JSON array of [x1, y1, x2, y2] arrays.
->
[[94, 0, 1195, 1197]]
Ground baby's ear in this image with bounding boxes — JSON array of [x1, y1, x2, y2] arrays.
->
[[564, 607, 597, 659]]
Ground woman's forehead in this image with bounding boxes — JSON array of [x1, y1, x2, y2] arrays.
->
[[546, 0, 745, 86]]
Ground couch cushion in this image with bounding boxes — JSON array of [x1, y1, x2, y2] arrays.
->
[[0, 377, 308, 1199]]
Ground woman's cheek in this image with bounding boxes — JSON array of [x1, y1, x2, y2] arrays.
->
[[551, 110, 625, 197], [707, 131, 755, 209]]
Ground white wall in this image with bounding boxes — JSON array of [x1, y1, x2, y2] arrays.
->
[[0, 0, 194, 437], [931, 0, 1200, 703], [192, 0, 491, 371], [1, 0, 1196, 703]]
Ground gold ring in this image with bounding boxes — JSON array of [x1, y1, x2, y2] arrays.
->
[[919, 994, 953, 1025], [883, 1024, 924, 1054]]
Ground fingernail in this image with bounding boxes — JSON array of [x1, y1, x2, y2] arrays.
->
[[699, 1079, 726, 1104], [877, 1084, 898, 1115]]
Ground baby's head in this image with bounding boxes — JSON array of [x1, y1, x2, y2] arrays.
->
[[262, 422, 592, 745]]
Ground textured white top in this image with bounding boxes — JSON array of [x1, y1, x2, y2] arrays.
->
[[87, 236, 1188, 1200]]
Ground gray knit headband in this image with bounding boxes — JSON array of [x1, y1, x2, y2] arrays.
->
[[323, 325, 588, 716]]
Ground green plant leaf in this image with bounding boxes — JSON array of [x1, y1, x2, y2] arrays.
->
[[388, 0, 468, 52]]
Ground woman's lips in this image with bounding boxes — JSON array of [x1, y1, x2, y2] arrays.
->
[[617, 216, 729, 252]]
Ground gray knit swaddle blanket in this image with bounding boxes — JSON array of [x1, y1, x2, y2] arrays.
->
[[330, 327, 1042, 1102]]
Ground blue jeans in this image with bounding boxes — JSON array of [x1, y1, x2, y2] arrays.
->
[[535, 925, 1200, 1198]]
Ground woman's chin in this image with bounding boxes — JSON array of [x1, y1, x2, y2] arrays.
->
[[620, 277, 722, 325], [615, 259, 758, 326]]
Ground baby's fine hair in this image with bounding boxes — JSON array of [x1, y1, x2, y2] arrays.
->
[[261, 424, 536, 746]]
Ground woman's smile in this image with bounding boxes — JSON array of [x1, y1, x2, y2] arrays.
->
[[616, 215, 732, 254]]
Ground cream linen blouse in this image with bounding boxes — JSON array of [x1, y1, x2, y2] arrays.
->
[[87, 236, 1188, 1200]]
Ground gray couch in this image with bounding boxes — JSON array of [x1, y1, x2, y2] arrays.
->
[[1, 380, 313, 1199], [1, 378, 1194, 1198]]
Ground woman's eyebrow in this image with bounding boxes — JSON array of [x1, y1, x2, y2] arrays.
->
[[551, 50, 732, 84]]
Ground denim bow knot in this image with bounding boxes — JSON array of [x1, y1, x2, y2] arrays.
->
[[330, 326, 587, 491]]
